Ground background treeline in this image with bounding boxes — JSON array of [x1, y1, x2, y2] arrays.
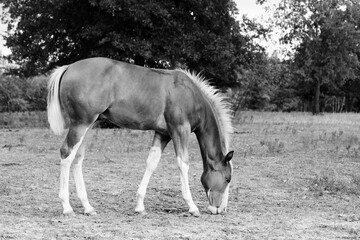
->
[[0, 74, 47, 112], [0, 0, 360, 114]]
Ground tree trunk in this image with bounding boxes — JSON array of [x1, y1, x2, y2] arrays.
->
[[345, 93, 352, 112], [134, 55, 145, 66], [314, 79, 321, 114]]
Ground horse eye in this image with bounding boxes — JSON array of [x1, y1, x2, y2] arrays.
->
[[225, 178, 231, 183]]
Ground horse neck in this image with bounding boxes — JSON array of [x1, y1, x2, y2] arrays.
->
[[195, 109, 225, 170]]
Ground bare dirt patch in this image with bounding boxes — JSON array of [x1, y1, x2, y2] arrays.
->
[[1, 113, 360, 239]]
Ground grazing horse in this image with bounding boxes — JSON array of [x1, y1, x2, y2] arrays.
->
[[47, 57, 234, 217]]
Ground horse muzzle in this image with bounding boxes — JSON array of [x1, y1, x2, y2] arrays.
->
[[207, 205, 227, 215]]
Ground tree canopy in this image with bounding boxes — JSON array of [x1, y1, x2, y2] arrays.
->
[[0, 0, 259, 88], [274, 0, 360, 113], [1, 0, 360, 114]]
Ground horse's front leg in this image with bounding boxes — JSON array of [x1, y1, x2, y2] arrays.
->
[[135, 132, 170, 214], [172, 124, 200, 217]]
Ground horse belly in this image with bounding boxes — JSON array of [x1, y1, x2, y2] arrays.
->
[[103, 98, 166, 131]]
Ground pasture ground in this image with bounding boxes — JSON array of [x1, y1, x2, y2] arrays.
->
[[2, 111, 360, 239]]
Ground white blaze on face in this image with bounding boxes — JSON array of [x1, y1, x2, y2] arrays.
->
[[220, 183, 230, 209], [207, 183, 230, 214], [207, 160, 233, 215]]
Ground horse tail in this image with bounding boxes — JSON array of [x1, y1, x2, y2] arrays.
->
[[47, 65, 69, 135]]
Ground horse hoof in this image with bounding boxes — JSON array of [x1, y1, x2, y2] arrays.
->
[[62, 211, 76, 217], [85, 210, 97, 216], [190, 210, 201, 217], [135, 210, 147, 216]]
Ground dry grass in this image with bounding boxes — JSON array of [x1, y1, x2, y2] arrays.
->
[[0, 111, 47, 129], [235, 111, 360, 197], [235, 111, 360, 125], [2, 111, 360, 239]]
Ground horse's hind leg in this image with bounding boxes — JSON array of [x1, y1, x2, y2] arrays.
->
[[59, 124, 90, 216], [135, 132, 170, 214], [73, 141, 96, 215]]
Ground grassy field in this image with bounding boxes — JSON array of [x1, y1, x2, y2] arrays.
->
[[1, 111, 360, 239]]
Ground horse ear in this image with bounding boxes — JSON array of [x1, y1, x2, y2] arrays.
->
[[224, 151, 234, 162]]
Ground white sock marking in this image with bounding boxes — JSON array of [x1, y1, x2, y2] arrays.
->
[[73, 155, 94, 214], [176, 157, 198, 213], [58, 129, 88, 214], [135, 146, 162, 212]]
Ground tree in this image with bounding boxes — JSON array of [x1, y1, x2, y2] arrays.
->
[[275, 0, 360, 114], [0, 0, 253, 88], [0, 72, 48, 112], [0, 73, 29, 112]]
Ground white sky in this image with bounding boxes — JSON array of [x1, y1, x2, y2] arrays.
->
[[0, 5, 10, 56], [234, 0, 266, 19], [234, 0, 291, 59]]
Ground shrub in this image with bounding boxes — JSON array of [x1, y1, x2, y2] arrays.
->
[[0, 73, 48, 113]]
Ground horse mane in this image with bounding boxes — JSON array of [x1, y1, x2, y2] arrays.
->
[[177, 69, 233, 152]]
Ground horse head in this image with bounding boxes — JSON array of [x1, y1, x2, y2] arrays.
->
[[201, 151, 233, 214]]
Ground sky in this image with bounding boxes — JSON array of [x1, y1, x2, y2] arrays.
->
[[0, 5, 10, 56], [0, 0, 274, 57], [235, 0, 291, 58], [234, 0, 267, 19]]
